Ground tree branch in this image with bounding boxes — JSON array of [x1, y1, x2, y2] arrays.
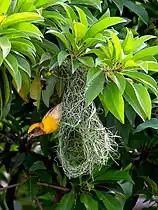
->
[[37, 182, 70, 192], [34, 197, 44, 210], [0, 181, 70, 193], [0, 183, 22, 192]]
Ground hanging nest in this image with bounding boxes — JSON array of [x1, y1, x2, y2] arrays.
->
[[57, 64, 118, 178]]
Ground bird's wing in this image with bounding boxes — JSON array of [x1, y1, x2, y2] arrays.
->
[[43, 103, 62, 123]]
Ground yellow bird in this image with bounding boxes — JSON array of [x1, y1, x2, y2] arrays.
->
[[27, 103, 62, 140]]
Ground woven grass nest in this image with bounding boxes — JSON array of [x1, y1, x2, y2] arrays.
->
[[57, 64, 118, 178]]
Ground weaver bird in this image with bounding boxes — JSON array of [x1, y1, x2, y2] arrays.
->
[[27, 103, 62, 140]]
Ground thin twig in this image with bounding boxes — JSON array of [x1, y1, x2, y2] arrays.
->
[[0, 181, 70, 193], [37, 182, 70, 192], [34, 197, 44, 210], [0, 183, 22, 192]]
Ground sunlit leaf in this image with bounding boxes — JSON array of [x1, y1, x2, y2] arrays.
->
[[73, 22, 87, 41], [74, 6, 88, 28], [109, 73, 126, 94], [122, 28, 133, 54], [0, 36, 11, 59], [12, 22, 43, 39], [84, 17, 126, 39], [133, 35, 156, 52], [4, 54, 22, 91], [123, 80, 147, 121], [123, 71, 157, 96], [1, 12, 43, 28], [0, 0, 11, 15], [133, 46, 158, 61], [134, 84, 151, 120], [110, 32, 122, 60], [101, 82, 124, 123]]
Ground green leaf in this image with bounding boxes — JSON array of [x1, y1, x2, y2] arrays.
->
[[11, 152, 25, 169], [78, 56, 94, 67], [133, 46, 158, 61], [134, 118, 158, 133], [11, 38, 36, 52], [2, 69, 10, 106], [84, 17, 126, 39], [123, 81, 146, 121], [138, 61, 158, 73], [110, 32, 122, 60], [0, 0, 11, 15], [124, 0, 149, 24], [71, 59, 81, 73], [96, 191, 122, 210], [80, 193, 98, 210], [42, 10, 66, 22], [101, 82, 124, 124], [57, 50, 69, 66], [42, 75, 56, 107], [133, 35, 156, 52], [111, 0, 124, 14], [0, 88, 3, 119], [12, 22, 43, 39], [74, 6, 88, 28], [0, 36, 11, 59], [30, 75, 41, 109], [4, 54, 22, 91], [73, 22, 87, 41], [95, 169, 133, 182], [29, 161, 46, 172], [85, 67, 104, 105], [15, 55, 31, 77], [122, 28, 133, 54], [123, 71, 157, 96], [109, 73, 126, 94], [18, 71, 30, 102], [46, 30, 70, 50], [1, 12, 43, 28], [59, 3, 77, 26], [134, 84, 151, 120], [70, 0, 101, 11], [99, 94, 109, 117], [34, 0, 67, 9], [56, 190, 75, 210], [11, 42, 36, 64], [0, 50, 3, 66]]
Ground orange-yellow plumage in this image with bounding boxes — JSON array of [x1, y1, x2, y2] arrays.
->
[[41, 116, 59, 134], [28, 122, 41, 134], [27, 103, 62, 139]]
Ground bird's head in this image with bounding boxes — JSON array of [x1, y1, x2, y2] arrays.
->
[[27, 103, 62, 140], [27, 123, 44, 140]]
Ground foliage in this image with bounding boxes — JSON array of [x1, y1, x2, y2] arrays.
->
[[0, 0, 158, 209]]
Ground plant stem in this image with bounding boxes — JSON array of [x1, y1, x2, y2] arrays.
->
[[37, 182, 70, 192]]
